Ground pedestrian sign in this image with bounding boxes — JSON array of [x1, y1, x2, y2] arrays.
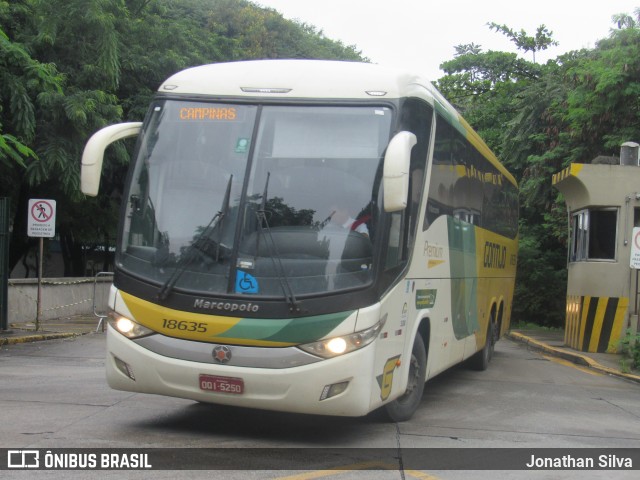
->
[[28, 199, 56, 238], [630, 227, 640, 269]]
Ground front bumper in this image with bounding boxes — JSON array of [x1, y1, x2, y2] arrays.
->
[[106, 325, 377, 417]]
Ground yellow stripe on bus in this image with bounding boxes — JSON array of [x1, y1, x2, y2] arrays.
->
[[119, 291, 245, 342]]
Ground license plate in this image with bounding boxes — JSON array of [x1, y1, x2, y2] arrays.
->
[[199, 374, 244, 394]]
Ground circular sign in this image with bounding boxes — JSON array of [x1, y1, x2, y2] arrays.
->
[[31, 200, 54, 223], [28, 198, 56, 238]]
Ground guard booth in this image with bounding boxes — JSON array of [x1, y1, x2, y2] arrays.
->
[[552, 142, 640, 353]]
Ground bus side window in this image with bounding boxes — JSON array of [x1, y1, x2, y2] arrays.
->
[[424, 115, 453, 230]]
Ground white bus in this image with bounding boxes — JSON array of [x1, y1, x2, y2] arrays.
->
[[81, 60, 518, 421]]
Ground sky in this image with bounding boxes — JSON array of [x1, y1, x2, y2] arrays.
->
[[255, 0, 639, 79]]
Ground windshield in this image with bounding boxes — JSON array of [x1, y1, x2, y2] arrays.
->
[[118, 100, 393, 299]]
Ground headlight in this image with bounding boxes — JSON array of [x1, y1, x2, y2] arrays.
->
[[108, 312, 155, 339], [298, 318, 385, 358]]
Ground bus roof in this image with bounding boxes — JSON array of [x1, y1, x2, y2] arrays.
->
[[159, 60, 516, 187], [159, 59, 436, 101]]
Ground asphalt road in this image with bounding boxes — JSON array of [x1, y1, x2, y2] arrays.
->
[[1, 333, 639, 479]]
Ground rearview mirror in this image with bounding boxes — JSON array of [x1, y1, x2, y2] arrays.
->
[[383, 131, 417, 212], [81, 122, 142, 196]]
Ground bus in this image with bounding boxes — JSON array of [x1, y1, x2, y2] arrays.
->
[[81, 60, 518, 421]]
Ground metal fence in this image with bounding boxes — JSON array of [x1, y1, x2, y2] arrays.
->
[[93, 271, 114, 332], [7, 275, 113, 328]]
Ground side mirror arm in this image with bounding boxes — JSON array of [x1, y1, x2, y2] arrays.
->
[[81, 122, 143, 196], [383, 131, 417, 212]]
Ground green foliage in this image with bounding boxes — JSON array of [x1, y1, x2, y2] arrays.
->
[[0, 0, 367, 275], [437, 43, 544, 160], [0, 25, 61, 169], [2, 0, 638, 302], [25, 0, 124, 90], [564, 27, 640, 153], [1, 0, 125, 205], [438, 16, 640, 327], [513, 223, 567, 327], [618, 329, 640, 372], [487, 22, 559, 62], [511, 321, 562, 332], [0, 132, 34, 168]]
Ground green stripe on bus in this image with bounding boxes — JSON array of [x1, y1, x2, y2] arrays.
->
[[216, 310, 354, 344], [448, 216, 479, 339]]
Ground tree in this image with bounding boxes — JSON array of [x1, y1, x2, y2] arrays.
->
[[0, 25, 40, 171], [487, 22, 559, 63], [0, 0, 367, 277], [612, 11, 637, 29], [564, 24, 640, 154], [437, 32, 569, 326], [437, 38, 544, 159], [436, 16, 640, 326], [0, 19, 67, 273], [0, 26, 60, 168], [1, 0, 126, 275]]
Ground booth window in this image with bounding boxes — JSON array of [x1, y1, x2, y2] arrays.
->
[[570, 208, 617, 261]]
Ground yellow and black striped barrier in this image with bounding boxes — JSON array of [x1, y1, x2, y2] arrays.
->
[[565, 295, 628, 353], [552, 164, 584, 185]]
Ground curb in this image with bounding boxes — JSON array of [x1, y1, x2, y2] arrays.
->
[[507, 331, 640, 384], [0, 332, 82, 346]]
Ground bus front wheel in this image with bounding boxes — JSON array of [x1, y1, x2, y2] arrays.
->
[[384, 333, 427, 422]]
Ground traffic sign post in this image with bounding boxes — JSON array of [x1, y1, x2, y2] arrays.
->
[[28, 199, 56, 238], [28, 199, 57, 330], [630, 228, 640, 328], [630, 227, 640, 269]]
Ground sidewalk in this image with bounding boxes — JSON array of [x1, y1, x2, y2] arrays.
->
[[1, 319, 639, 384], [0, 315, 104, 346], [508, 329, 640, 384]]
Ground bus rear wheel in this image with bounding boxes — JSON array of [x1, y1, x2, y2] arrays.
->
[[384, 333, 426, 422], [469, 316, 496, 371]]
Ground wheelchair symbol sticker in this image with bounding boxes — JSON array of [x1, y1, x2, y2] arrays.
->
[[236, 270, 259, 294]]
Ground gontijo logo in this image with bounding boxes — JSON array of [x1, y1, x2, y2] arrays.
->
[[483, 241, 507, 269]]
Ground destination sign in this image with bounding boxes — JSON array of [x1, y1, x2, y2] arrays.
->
[[179, 107, 237, 121]]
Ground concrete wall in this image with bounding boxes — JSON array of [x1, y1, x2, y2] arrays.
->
[[8, 276, 112, 325]]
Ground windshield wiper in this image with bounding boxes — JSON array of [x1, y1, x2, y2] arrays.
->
[[255, 172, 300, 313], [157, 175, 233, 301]]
